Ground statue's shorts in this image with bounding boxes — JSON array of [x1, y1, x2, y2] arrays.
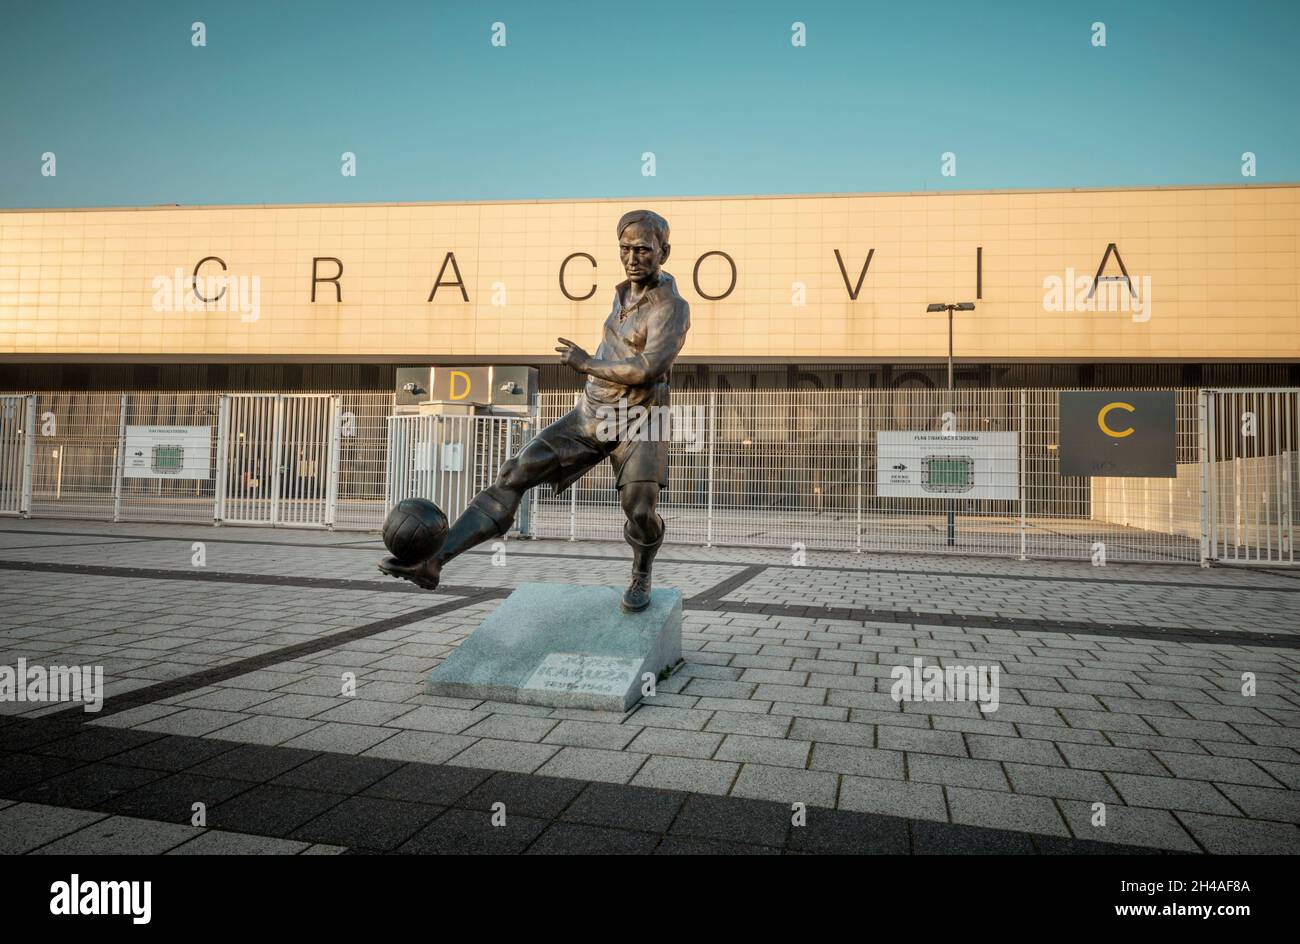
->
[[511, 396, 669, 494]]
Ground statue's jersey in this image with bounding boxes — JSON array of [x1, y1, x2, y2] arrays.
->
[[583, 271, 691, 410]]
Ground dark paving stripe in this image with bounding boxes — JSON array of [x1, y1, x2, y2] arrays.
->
[[1257, 568, 1300, 582], [0, 558, 493, 598], [0, 716, 1190, 855], [44, 590, 506, 723], [4, 525, 1297, 591], [707, 598, 1300, 650], [0, 538, 154, 551], [691, 564, 767, 603], [2, 557, 1294, 652]]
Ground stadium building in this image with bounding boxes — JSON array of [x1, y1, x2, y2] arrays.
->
[[0, 184, 1297, 565], [1, 183, 1297, 391]]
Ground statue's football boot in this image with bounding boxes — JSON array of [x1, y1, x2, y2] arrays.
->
[[621, 570, 652, 612], [377, 555, 442, 591]]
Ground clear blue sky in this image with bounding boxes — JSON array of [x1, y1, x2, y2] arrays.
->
[[1, 0, 1296, 208]]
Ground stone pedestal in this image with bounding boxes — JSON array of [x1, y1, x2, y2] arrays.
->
[[426, 582, 682, 712]]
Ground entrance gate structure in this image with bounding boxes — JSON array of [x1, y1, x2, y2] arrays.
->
[[215, 394, 341, 528]]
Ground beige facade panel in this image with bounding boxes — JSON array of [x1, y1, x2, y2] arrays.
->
[[0, 185, 1297, 360]]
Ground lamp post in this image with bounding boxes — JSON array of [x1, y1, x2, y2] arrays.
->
[[925, 302, 975, 391], [925, 302, 975, 545]]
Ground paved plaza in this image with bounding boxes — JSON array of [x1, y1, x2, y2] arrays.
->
[[0, 519, 1297, 854]]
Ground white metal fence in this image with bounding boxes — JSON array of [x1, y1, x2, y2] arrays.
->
[[0, 386, 1295, 566], [1202, 388, 1296, 564], [386, 413, 534, 534], [0, 390, 394, 529], [527, 388, 1217, 564]]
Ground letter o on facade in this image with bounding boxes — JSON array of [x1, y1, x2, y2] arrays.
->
[[692, 250, 736, 301], [559, 252, 597, 301]]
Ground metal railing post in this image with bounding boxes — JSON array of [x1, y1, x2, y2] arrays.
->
[[706, 389, 715, 548], [1018, 389, 1027, 560], [325, 395, 342, 529], [1198, 389, 1211, 567], [20, 396, 36, 517], [569, 479, 577, 542], [856, 391, 863, 553], [112, 394, 127, 522], [213, 396, 230, 523]]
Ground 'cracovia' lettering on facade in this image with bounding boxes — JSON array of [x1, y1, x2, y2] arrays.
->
[[167, 246, 1137, 312]]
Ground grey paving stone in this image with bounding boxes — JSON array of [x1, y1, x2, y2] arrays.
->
[[908, 754, 1009, 791], [774, 702, 852, 721], [1105, 732, 1207, 754], [682, 678, 756, 699], [1148, 717, 1247, 742], [838, 775, 947, 822], [809, 743, 905, 780], [630, 756, 739, 795], [1108, 773, 1238, 815], [1056, 742, 1167, 776], [626, 705, 712, 731], [314, 699, 418, 727], [1018, 723, 1108, 744], [447, 738, 558, 774], [1256, 760, 1300, 789], [877, 725, 968, 758], [730, 763, 838, 808], [1175, 811, 1300, 854], [542, 719, 640, 751], [1233, 723, 1300, 750], [789, 717, 875, 748], [1214, 783, 1300, 823], [280, 722, 398, 755], [361, 730, 478, 765], [715, 734, 811, 768], [692, 696, 774, 715], [535, 747, 648, 784], [460, 713, 559, 743], [176, 688, 281, 713], [168, 830, 311, 855], [1060, 708, 1158, 735], [1153, 751, 1281, 787], [0, 803, 107, 854], [385, 705, 490, 734], [1004, 762, 1118, 802], [704, 711, 791, 738], [966, 734, 1063, 766], [1201, 739, 1299, 763], [247, 693, 340, 719], [32, 814, 201, 854], [137, 708, 248, 737], [626, 727, 722, 759], [205, 715, 322, 747], [754, 684, 826, 705], [946, 786, 1070, 837]]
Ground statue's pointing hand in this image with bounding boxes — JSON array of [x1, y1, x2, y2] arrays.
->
[[555, 337, 590, 373]]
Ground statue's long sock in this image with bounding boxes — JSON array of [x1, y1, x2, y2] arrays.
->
[[435, 505, 507, 565]]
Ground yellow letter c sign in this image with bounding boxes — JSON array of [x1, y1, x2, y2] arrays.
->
[[1097, 401, 1136, 438]]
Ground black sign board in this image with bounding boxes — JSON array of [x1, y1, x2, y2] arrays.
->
[[1059, 391, 1177, 478]]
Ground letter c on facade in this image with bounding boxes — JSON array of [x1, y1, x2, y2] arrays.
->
[[1097, 401, 1135, 438]]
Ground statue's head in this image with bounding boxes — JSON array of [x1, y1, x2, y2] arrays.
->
[[617, 209, 670, 286]]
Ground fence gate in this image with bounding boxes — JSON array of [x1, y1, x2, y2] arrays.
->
[[216, 394, 341, 527], [0, 396, 34, 516], [1201, 388, 1298, 564]]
